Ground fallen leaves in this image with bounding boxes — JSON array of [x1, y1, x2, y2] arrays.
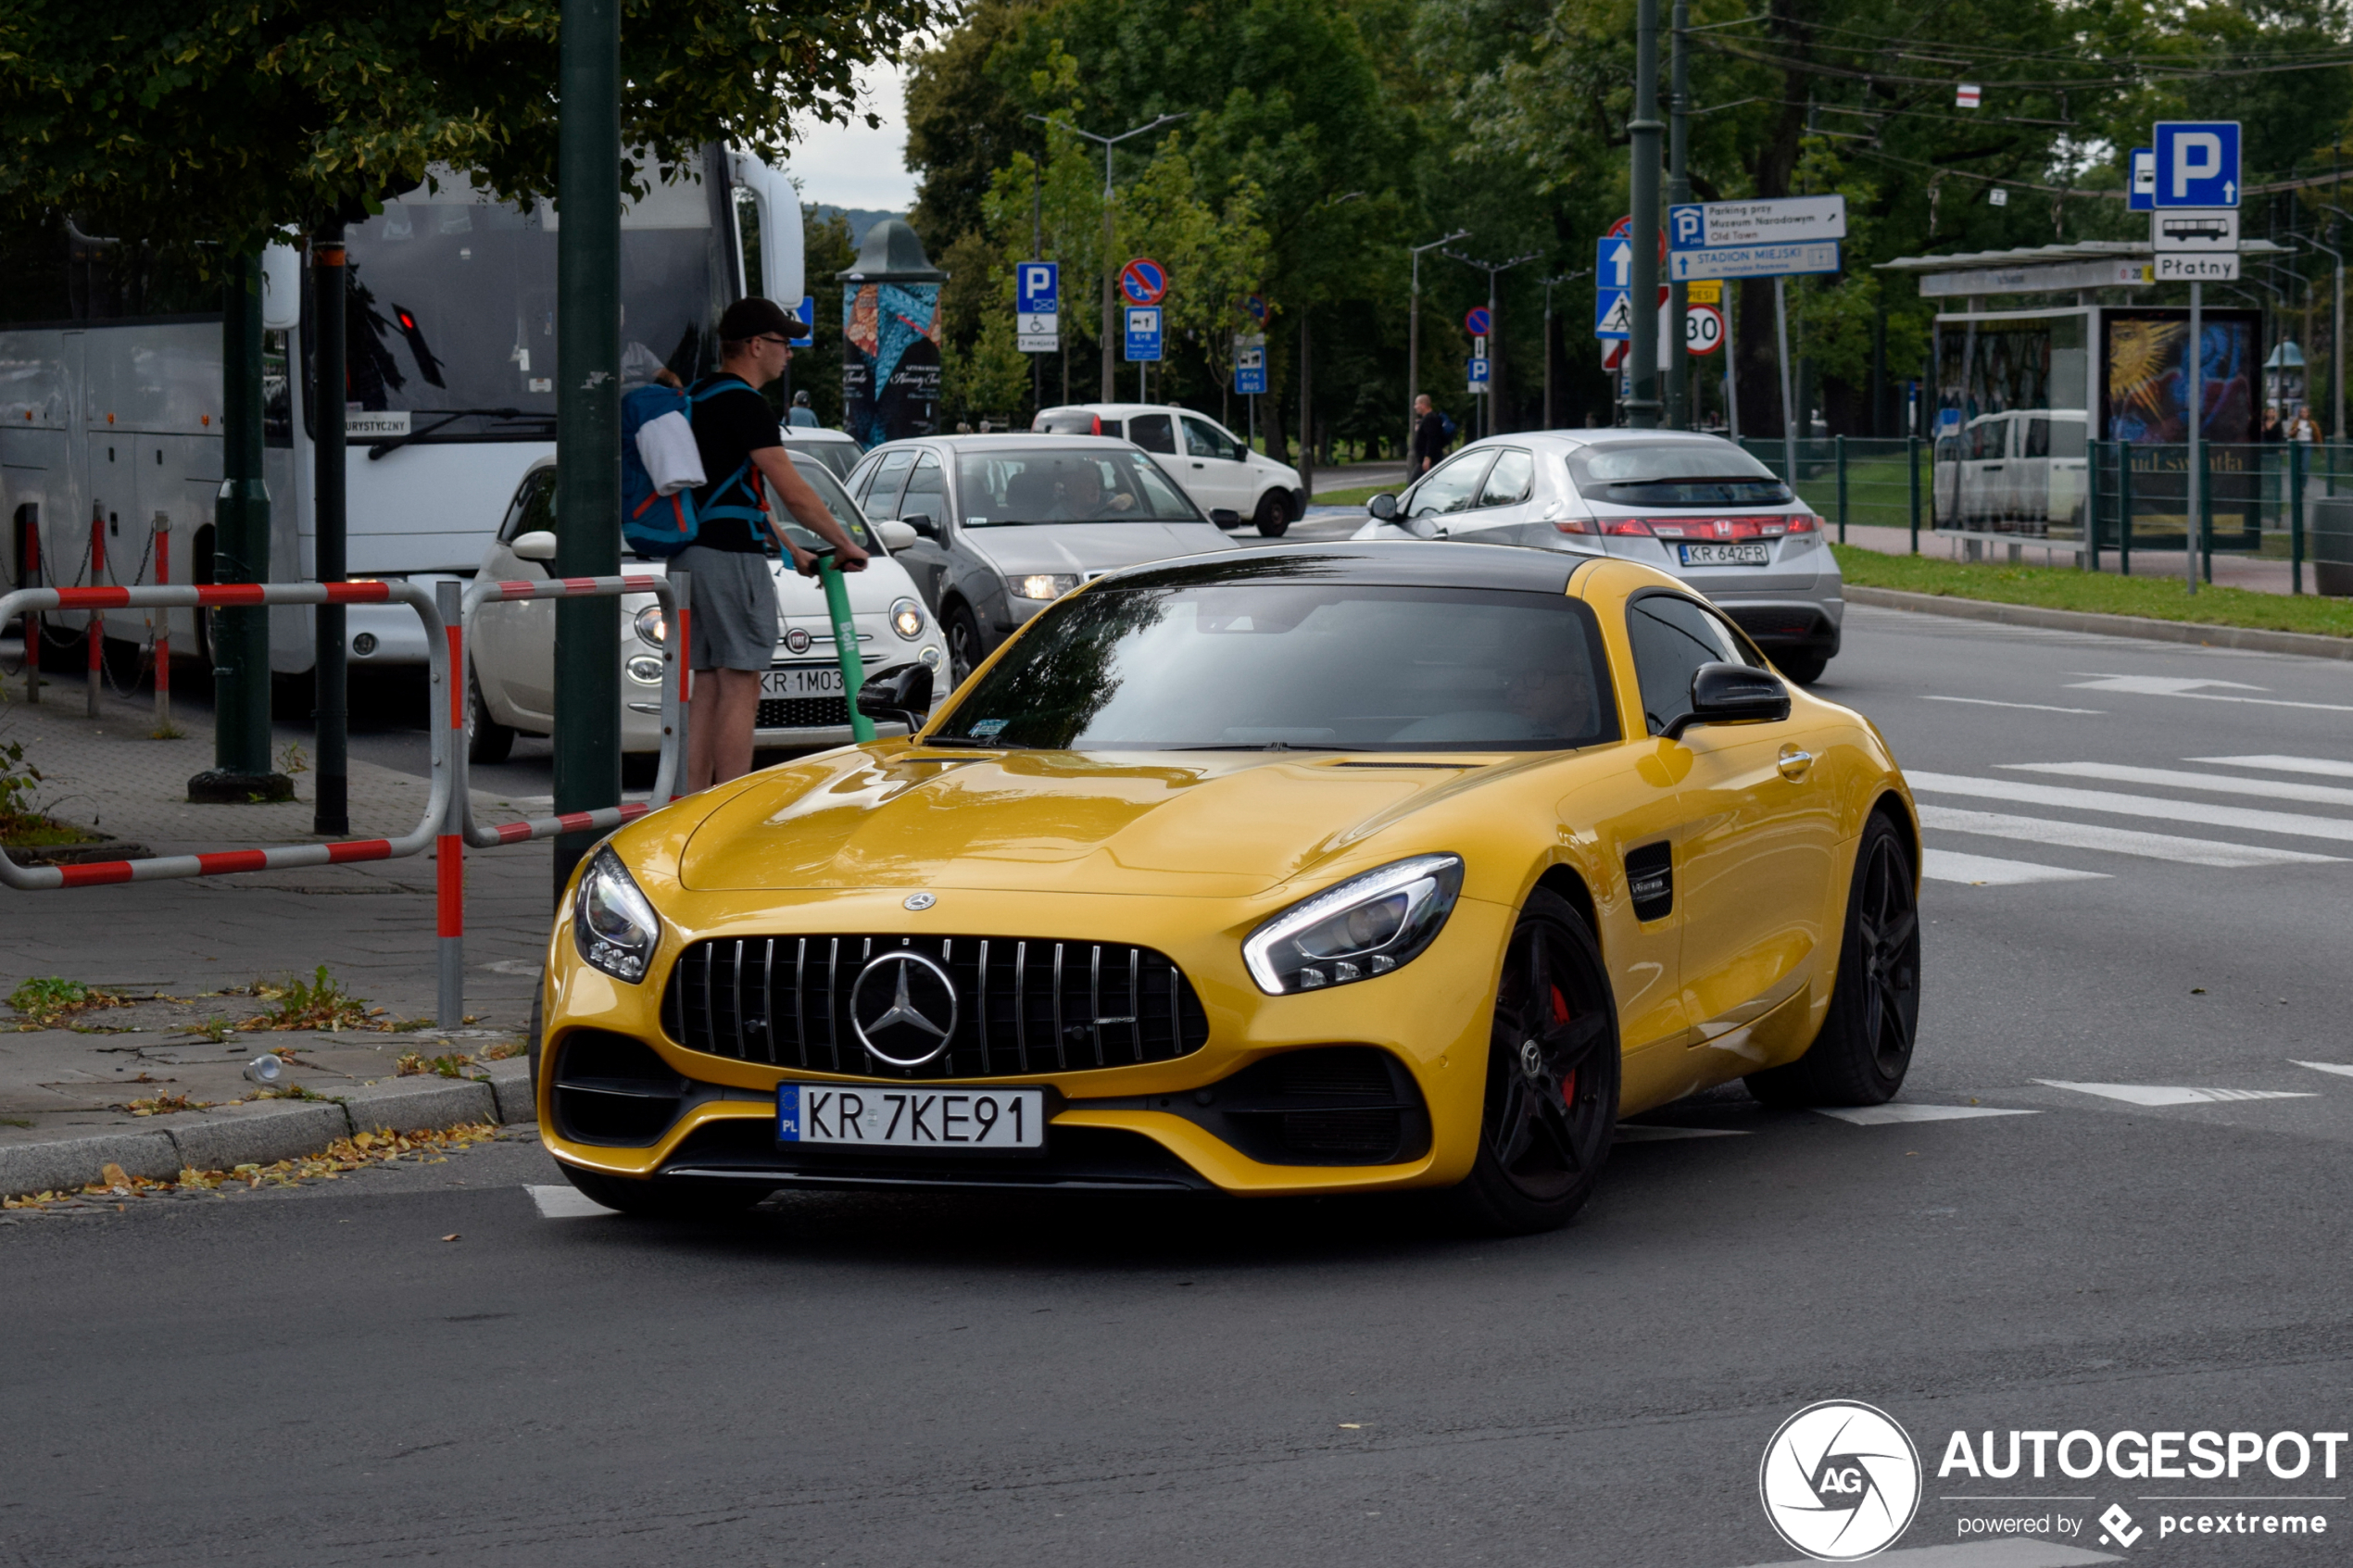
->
[[396, 1049, 479, 1080], [235, 965, 378, 1032], [441, 1233, 460, 1242], [6, 975, 132, 1029], [2, 1123, 504, 1210], [113, 1091, 213, 1117]]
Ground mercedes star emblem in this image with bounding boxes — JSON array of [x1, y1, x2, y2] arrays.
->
[[904, 892, 937, 910], [849, 951, 959, 1067]]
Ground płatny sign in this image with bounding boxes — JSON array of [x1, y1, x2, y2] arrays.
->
[[1016, 260, 1059, 353], [1668, 195, 1847, 252], [2154, 206, 2241, 282]]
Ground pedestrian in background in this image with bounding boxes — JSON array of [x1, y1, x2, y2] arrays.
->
[[1410, 394, 1449, 478], [677, 297, 870, 792], [2290, 406, 2321, 444], [788, 389, 819, 428]]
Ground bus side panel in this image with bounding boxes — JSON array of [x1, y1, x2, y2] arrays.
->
[[0, 327, 82, 601]]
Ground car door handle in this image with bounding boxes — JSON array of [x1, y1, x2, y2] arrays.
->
[[1778, 746, 1814, 780], [1191, 461, 1205, 468]]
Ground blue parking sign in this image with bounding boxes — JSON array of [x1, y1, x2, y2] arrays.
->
[[1124, 307, 1163, 362], [1467, 357, 1491, 392], [2153, 121, 2240, 207], [1018, 261, 1058, 315], [787, 295, 815, 345]]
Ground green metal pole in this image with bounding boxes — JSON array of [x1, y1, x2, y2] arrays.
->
[[552, 0, 622, 901], [819, 556, 875, 743], [1906, 433, 1920, 553], [312, 226, 349, 835], [2292, 439, 2307, 594], [2199, 441, 2213, 585], [2119, 449, 2133, 576], [2083, 439, 2100, 572], [190, 256, 287, 801], [1834, 433, 1848, 543]]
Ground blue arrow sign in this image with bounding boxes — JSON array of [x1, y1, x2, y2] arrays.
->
[[1017, 261, 1059, 315], [2153, 121, 2240, 208], [1596, 235, 1633, 292], [1124, 306, 1163, 363]]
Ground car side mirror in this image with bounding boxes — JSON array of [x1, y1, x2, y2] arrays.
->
[[1367, 492, 1400, 521], [899, 512, 939, 539], [510, 530, 558, 562], [856, 663, 936, 734], [1208, 508, 1240, 528], [1666, 662, 1790, 739], [874, 519, 919, 551]]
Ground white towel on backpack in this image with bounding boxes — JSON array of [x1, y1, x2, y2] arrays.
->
[[635, 409, 705, 496]]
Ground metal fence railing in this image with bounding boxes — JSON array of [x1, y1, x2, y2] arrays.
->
[[1738, 437, 1929, 550]]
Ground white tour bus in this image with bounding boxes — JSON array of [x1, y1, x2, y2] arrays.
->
[[0, 145, 801, 681]]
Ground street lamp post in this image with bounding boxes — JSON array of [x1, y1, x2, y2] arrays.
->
[[2312, 209, 2351, 439], [1444, 249, 1541, 438], [1626, 0, 1665, 427], [1667, 0, 1692, 429], [1026, 112, 1188, 403], [1407, 230, 1470, 457]]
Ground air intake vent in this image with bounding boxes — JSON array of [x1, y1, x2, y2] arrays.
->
[[551, 1030, 686, 1146], [661, 935, 1211, 1079]]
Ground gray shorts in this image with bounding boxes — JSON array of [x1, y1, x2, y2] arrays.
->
[[674, 546, 778, 671]]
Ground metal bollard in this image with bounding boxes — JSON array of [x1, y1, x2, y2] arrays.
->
[[87, 508, 104, 717], [153, 514, 171, 730], [817, 554, 875, 744], [435, 580, 465, 1030]]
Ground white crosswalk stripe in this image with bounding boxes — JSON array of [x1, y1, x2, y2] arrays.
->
[[1906, 771, 2353, 844], [2035, 1080, 2318, 1107], [1915, 805, 2342, 868], [2001, 761, 2353, 809], [2188, 753, 2353, 779], [1921, 848, 2107, 884]]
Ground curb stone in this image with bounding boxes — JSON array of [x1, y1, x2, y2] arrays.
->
[[1844, 585, 2353, 660], [0, 1057, 537, 1199]]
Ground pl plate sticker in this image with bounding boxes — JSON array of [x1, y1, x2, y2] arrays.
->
[[1759, 1400, 1922, 1561]]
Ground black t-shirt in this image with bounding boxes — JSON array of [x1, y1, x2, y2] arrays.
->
[[687, 374, 782, 552], [1412, 410, 1450, 468]]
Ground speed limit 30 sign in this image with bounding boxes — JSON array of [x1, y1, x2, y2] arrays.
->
[[1683, 302, 1724, 356]]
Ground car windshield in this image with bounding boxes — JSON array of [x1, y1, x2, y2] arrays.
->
[[1567, 440, 1793, 508], [778, 457, 878, 553], [930, 582, 1617, 752], [956, 447, 1202, 525]]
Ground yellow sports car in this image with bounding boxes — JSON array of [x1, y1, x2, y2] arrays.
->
[[539, 542, 1920, 1232]]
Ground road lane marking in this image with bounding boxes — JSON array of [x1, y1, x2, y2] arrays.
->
[[1815, 1104, 2042, 1124], [1906, 771, 2353, 844], [2002, 761, 2353, 809], [2189, 753, 2353, 779], [2065, 673, 2353, 713], [1917, 805, 2342, 868], [1922, 848, 2108, 884], [1613, 1124, 1752, 1141], [1920, 696, 2107, 715], [2292, 1060, 2353, 1079], [527, 1184, 617, 1219], [2035, 1080, 2319, 1107]]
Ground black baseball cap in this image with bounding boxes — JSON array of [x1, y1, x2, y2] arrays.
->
[[719, 296, 796, 344]]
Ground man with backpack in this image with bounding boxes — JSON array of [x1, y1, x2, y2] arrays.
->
[[675, 297, 869, 789]]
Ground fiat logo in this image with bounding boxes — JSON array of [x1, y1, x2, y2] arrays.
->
[[784, 627, 813, 655]]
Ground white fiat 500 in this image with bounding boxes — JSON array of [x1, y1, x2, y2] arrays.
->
[[467, 452, 949, 771], [1352, 429, 1843, 683]]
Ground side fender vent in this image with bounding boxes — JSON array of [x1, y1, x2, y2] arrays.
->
[[1626, 841, 1674, 922]]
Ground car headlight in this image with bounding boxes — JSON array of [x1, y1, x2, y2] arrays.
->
[[1012, 572, 1082, 601], [573, 847, 661, 984], [889, 596, 926, 639], [633, 606, 667, 646], [1241, 853, 1464, 995]]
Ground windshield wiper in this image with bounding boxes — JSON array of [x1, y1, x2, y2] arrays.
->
[[367, 408, 557, 459], [1162, 742, 1351, 752], [916, 736, 1031, 749]]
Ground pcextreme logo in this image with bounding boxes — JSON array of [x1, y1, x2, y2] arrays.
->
[[1759, 1400, 1924, 1562]]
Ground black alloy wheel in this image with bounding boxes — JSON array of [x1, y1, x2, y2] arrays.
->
[[1747, 810, 1920, 1107], [944, 601, 985, 686], [1254, 492, 1293, 538], [1452, 888, 1619, 1234]]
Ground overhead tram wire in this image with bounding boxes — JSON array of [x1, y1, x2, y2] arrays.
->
[[1689, 12, 2353, 68], [1692, 35, 2353, 91]]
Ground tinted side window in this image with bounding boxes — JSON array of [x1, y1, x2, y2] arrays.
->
[[499, 471, 552, 542], [900, 453, 949, 523], [1627, 595, 1749, 736], [1406, 450, 1495, 518], [1184, 417, 1241, 460], [863, 450, 916, 517], [1478, 448, 1535, 507], [1129, 413, 1176, 454]]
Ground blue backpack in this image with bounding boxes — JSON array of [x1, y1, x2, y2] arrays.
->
[[619, 379, 773, 558]]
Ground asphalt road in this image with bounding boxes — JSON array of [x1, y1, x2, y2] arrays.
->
[[10, 604, 2353, 1568]]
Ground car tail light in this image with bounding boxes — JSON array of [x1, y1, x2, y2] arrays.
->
[[1620, 515, 1818, 541], [1554, 518, 1658, 536]]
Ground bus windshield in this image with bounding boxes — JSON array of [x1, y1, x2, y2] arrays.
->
[[317, 158, 731, 444]]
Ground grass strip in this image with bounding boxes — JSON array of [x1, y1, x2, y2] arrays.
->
[[1831, 545, 2353, 641]]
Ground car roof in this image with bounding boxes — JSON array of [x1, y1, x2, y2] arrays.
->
[[779, 427, 858, 444], [866, 433, 1149, 453], [1097, 540, 1584, 595], [1037, 403, 1211, 419]]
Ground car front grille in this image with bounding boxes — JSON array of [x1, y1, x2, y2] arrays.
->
[[661, 935, 1212, 1079], [757, 696, 851, 729]]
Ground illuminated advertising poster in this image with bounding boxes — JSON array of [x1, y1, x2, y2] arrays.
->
[[842, 280, 942, 449]]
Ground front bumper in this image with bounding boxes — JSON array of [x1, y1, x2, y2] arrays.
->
[[537, 884, 1510, 1198]]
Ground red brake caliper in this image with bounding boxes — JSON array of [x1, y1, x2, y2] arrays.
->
[[1551, 983, 1576, 1107]]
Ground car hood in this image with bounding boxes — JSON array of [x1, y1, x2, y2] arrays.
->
[[676, 748, 1495, 897], [957, 522, 1232, 576]]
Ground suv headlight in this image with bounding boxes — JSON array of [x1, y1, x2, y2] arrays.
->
[[1241, 853, 1464, 995], [1012, 572, 1082, 602], [573, 847, 661, 983], [889, 596, 926, 639]]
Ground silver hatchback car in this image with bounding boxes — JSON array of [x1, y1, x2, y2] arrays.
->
[[1353, 430, 1843, 682]]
